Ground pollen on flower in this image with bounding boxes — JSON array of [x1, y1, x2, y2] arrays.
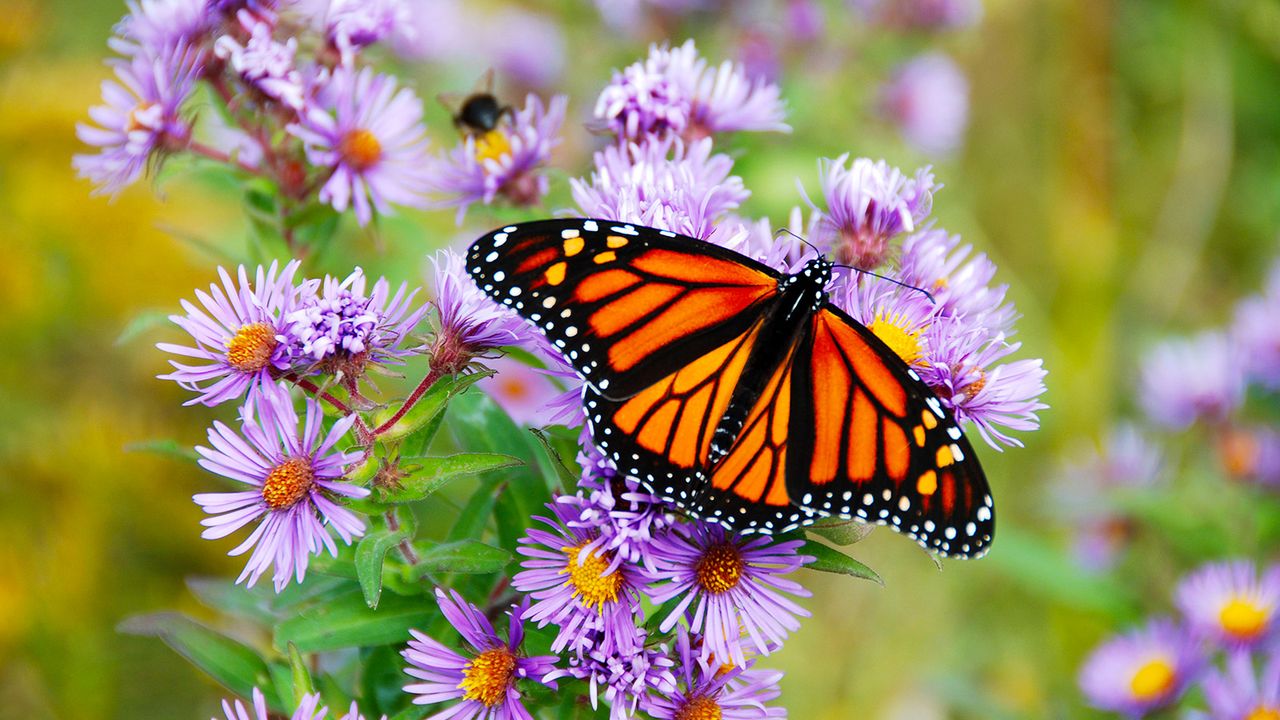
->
[[339, 128, 383, 170], [458, 647, 517, 707], [1246, 707, 1280, 720], [475, 129, 512, 163], [126, 102, 158, 132], [868, 312, 925, 365], [695, 542, 744, 594], [674, 695, 723, 720], [261, 457, 315, 510], [225, 322, 279, 372], [1219, 597, 1270, 640], [959, 370, 988, 399], [1128, 657, 1176, 702], [561, 541, 624, 611]]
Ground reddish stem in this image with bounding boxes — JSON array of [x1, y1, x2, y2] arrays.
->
[[385, 511, 419, 565], [188, 141, 263, 176], [288, 374, 375, 445]]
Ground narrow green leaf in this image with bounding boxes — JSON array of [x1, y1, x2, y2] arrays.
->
[[119, 612, 273, 699], [274, 591, 434, 652], [123, 439, 199, 462], [186, 577, 277, 625], [447, 478, 500, 541], [414, 540, 511, 575], [354, 513, 415, 609], [529, 427, 579, 491], [116, 309, 172, 346], [807, 519, 875, 546], [375, 453, 523, 504], [287, 643, 315, 702], [376, 371, 493, 443], [801, 540, 884, 585]]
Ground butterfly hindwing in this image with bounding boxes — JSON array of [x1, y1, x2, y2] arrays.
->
[[787, 307, 994, 557], [467, 219, 780, 397]]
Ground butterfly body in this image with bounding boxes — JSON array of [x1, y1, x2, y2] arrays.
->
[[467, 219, 994, 558]]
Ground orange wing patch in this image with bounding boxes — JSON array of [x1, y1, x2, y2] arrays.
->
[[813, 312, 907, 417], [708, 347, 796, 508]]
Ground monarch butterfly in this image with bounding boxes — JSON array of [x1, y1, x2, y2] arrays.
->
[[466, 218, 994, 558]]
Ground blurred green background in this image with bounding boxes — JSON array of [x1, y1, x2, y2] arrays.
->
[[3, 0, 1280, 717]]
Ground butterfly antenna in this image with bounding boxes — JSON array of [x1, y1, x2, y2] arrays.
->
[[773, 227, 821, 256], [832, 263, 937, 305]]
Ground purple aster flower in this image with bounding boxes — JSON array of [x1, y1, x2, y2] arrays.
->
[[304, 0, 411, 62], [158, 260, 302, 407], [799, 156, 936, 270], [571, 136, 749, 240], [1078, 618, 1202, 718], [648, 523, 813, 668], [1139, 331, 1246, 431], [74, 43, 200, 196], [881, 53, 970, 156], [545, 626, 677, 720], [430, 93, 567, 222], [594, 39, 789, 142], [711, 209, 812, 274], [647, 628, 786, 720], [898, 228, 1015, 332], [284, 267, 427, 377], [426, 249, 536, 368], [473, 354, 564, 427], [214, 688, 329, 720], [402, 589, 557, 719], [919, 319, 1048, 449], [214, 13, 305, 110], [1232, 259, 1280, 389], [512, 502, 655, 655], [1200, 651, 1280, 720], [852, 0, 983, 30], [1176, 561, 1280, 650], [288, 66, 432, 226], [110, 0, 211, 56], [193, 381, 367, 591]]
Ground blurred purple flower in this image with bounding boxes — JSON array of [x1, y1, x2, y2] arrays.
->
[[852, 0, 982, 31], [1199, 651, 1280, 720], [214, 13, 305, 110], [285, 268, 427, 375], [881, 52, 970, 156], [513, 502, 654, 655], [595, 39, 788, 142], [193, 382, 367, 591], [483, 8, 566, 88], [787, 0, 825, 42], [1139, 331, 1246, 431], [1176, 561, 1280, 651], [318, 0, 411, 62], [920, 319, 1048, 449], [647, 628, 786, 720], [214, 688, 328, 720], [403, 589, 557, 719], [158, 260, 302, 407], [427, 248, 535, 358], [288, 66, 432, 225], [431, 94, 567, 222], [571, 136, 748, 240], [75, 43, 201, 196], [800, 156, 935, 270], [110, 0, 211, 56], [545, 626, 677, 720], [1232, 259, 1280, 389], [473, 354, 564, 427], [1078, 618, 1202, 718], [648, 523, 812, 668], [1220, 426, 1280, 487]]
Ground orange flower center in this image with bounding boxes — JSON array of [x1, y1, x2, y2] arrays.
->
[[695, 542, 744, 595], [261, 457, 314, 510], [561, 541, 623, 611], [339, 128, 382, 170], [225, 322, 279, 372], [1246, 707, 1280, 720], [1220, 597, 1270, 640], [458, 647, 516, 707], [675, 696, 723, 720], [1128, 657, 1176, 702]]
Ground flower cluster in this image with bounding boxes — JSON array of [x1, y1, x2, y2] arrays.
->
[[1080, 559, 1280, 717], [213, 687, 377, 720]]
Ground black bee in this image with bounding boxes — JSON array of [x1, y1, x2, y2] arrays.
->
[[441, 70, 512, 137]]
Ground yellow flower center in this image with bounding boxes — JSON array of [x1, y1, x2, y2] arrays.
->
[[561, 541, 623, 611], [695, 542, 744, 595], [261, 457, 314, 510], [339, 128, 382, 170], [1129, 657, 1176, 702], [225, 322, 280, 372], [1220, 597, 1270, 640], [1246, 707, 1280, 720], [867, 312, 925, 365], [458, 647, 516, 708], [475, 129, 512, 163], [126, 101, 157, 132], [675, 696, 723, 720]]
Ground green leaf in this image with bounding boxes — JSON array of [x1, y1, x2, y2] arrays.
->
[[807, 518, 875, 546], [375, 453, 523, 504], [123, 438, 199, 462], [119, 613, 273, 700], [529, 427, 579, 491], [801, 540, 884, 585], [354, 512, 416, 609], [447, 478, 500, 541], [274, 590, 435, 652], [983, 527, 1139, 618], [116, 309, 172, 346], [186, 577, 277, 625], [375, 371, 493, 444], [414, 540, 511, 575], [287, 643, 315, 703]]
